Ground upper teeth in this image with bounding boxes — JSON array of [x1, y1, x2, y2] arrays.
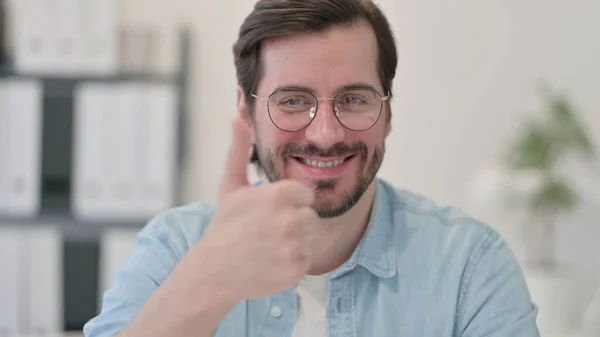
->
[[302, 158, 345, 168]]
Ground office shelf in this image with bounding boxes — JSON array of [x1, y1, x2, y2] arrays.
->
[[0, 28, 192, 242]]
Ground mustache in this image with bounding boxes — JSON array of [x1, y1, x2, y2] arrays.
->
[[281, 142, 367, 159]]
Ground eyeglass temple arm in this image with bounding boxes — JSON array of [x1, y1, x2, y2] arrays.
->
[[250, 93, 268, 101], [252, 92, 391, 101]]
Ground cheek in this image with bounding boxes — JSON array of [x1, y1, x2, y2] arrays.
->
[[256, 123, 302, 155], [354, 129, 385, 149]]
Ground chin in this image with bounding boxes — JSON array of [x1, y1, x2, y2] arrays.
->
[[311, 178, 371, 219]]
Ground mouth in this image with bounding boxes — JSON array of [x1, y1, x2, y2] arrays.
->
[[288, 154, 358, 180], [291, 154, 356, 168]]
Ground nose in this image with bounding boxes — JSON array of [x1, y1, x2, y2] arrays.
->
[[304, 100, 346, 149]]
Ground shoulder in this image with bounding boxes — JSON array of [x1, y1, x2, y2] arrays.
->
[[378, 179, 505, 267], [138, 201, 217, 257]]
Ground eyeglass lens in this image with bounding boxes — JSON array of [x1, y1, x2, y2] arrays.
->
[[267, 89, 383, 131]]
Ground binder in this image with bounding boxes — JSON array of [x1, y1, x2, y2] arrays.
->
[[73, 83, 142, 219], [0, 227, 25, 334], [73, 82, 178, 220], [12, 0, 119, 75], [12, 0, 56, 73], [5, 80, 43, 217], [0, 81, 10, 213], [80, 0, 120, 75], [73, 83, 112, 219], [0, 79, 43, 216], [107, 83, 141, 218], [52, 0, 80, 74], [139, 83, 177, 215], [23, 226, 63, 334]]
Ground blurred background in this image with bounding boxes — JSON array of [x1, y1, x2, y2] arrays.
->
[[0, 0, 598, 337]]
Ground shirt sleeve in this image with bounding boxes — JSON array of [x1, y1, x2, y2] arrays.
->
[[456, 231, 541, 337], [83, 214, 187, 337]]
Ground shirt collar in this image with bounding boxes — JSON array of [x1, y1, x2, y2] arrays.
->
[[332, 178, 397, 279]]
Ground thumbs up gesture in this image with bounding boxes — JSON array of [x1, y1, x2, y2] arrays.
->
[[198, 117, 319, 301]]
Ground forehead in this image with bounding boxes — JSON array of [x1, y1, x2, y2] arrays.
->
[[257, 21, 381, 95]]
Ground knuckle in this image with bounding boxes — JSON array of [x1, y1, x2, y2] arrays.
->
[[271, 183, 294, 202], [284, 211, 302, 228], [300, 207, 318, 222], [277, 212, 301, 236]]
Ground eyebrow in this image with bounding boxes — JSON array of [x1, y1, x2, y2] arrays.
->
[[273, 82, 379, 96]]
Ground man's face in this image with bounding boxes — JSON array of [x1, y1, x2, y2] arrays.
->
[[248, 21, 390, 218]]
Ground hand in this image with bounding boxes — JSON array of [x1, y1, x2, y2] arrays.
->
[[198, 117, 318, 301]]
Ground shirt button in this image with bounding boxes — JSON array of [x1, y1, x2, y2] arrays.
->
[[270, 306, 282, 318]]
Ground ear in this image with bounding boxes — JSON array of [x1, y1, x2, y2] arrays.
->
[[384, 106, 392, 138], [385, 122, 392, 137], [237, 86, 255, 142]]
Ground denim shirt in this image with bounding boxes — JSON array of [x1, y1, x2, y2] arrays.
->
[[84, 178, 540, 337]]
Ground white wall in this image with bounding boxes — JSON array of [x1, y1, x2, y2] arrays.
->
[[123, 0, 600, 273], [381, 0, 600, 209], [379, 0, 600, 275]]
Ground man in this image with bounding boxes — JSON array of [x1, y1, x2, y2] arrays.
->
[[84, 0, 540, 336]]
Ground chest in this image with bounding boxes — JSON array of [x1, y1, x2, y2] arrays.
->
[[212, 272, 459, 337]]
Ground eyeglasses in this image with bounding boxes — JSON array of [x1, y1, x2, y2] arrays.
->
[[251, 88, 389, 132]]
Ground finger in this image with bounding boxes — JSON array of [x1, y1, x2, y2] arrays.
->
[[219, 118, 252, 198], [298, 207, 318, 255], [298, 208, 317, 273], [270, 180, 315, 207]]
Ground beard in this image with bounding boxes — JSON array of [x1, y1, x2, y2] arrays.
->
[[255, 141, 385, 218]]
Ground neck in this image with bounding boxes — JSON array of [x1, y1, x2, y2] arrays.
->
[[306, 180, 377, 275]]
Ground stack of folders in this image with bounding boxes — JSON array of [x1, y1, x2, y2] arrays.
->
[[0, 226, 63, 335], [72, 82, 178, 221], [11, 0, 119, 75], [0, 79, 43, 218]]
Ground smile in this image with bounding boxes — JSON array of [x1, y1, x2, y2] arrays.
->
[[291, 155, 356, 168], [288, 154, 358, 180], [298, 158, 344, 168]]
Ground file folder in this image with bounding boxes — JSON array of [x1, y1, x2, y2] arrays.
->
[[0, 227, 25, 334], [52, 0, 80, 74], [0, 79, 43, 216], [12, 0, 55, 73], [73, 82, 178, 220], [80, 0, 120, 75], [139, 83, 177, 215], [6, 80, 43, 216], [23, 226, 63, 334], [107, 83, 141, 218], [72, 83, 115, 219], [0, 81, 10, 213], [12, 0, 119, 75]]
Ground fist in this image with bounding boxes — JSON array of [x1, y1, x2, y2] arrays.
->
[[200, 118, 318, 301]]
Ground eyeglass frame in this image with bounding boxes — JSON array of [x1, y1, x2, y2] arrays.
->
[[250, 87, 391, 132]]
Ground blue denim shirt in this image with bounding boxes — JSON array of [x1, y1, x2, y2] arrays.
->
[[84, 178, 540, 337]]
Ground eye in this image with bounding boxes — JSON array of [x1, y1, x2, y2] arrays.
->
[[338, 93, 368, 105], [280, 98, 307, 106], [343, 96, 365, 104]]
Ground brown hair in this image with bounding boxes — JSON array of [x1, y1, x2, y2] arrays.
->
[[232, 0, 398, 167]]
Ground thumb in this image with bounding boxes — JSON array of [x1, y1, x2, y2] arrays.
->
[[219, 117, 252, 198]]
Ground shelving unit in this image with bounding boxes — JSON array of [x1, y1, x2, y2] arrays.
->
[[0, 28, 191, 243], [0, 28, 192, 332]]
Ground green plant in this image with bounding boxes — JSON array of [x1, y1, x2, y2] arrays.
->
[[505, 87, 596, 268], [506, 89, 595, 214]]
